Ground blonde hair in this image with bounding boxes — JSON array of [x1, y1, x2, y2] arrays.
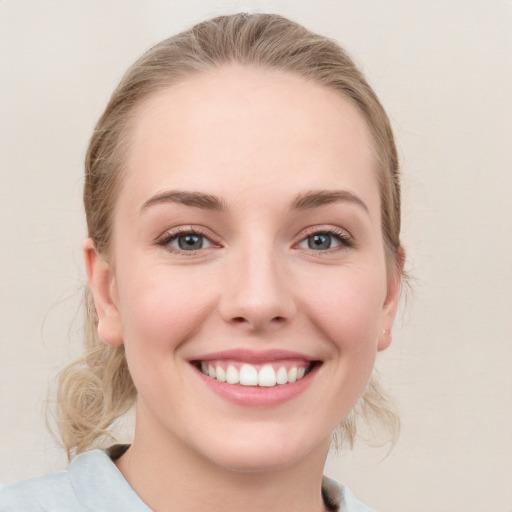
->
[[57, 12, 402, 458]]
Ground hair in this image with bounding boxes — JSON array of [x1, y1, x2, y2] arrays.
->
[[56, 12, 403, 459]]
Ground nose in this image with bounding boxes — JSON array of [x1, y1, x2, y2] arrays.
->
[[219, 242, 296, 332]]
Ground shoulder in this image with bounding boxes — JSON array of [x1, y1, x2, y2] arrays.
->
[[0, 447, 149, 512], [0, 469, 78, 512], [322, 476, 376, 512]]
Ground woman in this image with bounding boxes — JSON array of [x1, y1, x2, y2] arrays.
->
[[1, 13, 405, 512]]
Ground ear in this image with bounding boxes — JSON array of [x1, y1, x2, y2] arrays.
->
[[378, 247, 406, 351], [83, 238, 123, 346]]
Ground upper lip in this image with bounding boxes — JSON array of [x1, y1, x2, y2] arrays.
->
[[190, 348, 317, 364]]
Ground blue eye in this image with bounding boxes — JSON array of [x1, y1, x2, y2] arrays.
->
[[158, 230, 214, 253], [298, 230, 352, 251], [175, 234, 205, 250], [308, 233, 333, 250]]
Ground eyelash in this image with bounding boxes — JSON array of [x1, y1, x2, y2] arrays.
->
[[155, 226, 354, 255], [298, 226, 354, 252], [156, 227, 218, 255]]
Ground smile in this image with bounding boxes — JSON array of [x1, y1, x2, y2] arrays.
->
[[189, 349, 321, 406], [199, 361, 310, 387]]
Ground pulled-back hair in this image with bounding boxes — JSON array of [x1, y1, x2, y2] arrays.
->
[[57, 12, 402, 458]]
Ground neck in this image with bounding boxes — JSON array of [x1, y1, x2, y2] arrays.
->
[[115, 411, 330, 512]]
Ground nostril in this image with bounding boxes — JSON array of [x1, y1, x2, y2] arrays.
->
[[230, 315, 286, 327]]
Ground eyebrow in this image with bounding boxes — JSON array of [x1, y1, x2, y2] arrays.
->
[[140, 188, 368, 214], [140, 190, 227, 212], [290, 189, 369, 213]]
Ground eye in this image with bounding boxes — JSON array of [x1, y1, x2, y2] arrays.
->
[[173, 233, 211, 251], [157, 229, 215, 253], [297, 229, 352, 251]]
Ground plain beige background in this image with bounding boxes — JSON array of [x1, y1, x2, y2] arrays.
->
[[1, 1, 511, 510]]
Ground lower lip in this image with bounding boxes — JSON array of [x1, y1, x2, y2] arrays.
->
[[194, 365, 318, 407]]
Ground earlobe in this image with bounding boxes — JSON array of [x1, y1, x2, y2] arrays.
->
[[378, 329, 392, 351], [378, 247, 406, 352], [83, 238, 123, 346]]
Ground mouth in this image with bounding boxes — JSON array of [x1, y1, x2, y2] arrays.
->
[[193, 359, 319, 387], [190, 349, 321, 388], [189, 350, 322, 407]]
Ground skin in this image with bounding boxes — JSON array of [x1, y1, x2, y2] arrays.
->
[[85, 65, 402, 512]]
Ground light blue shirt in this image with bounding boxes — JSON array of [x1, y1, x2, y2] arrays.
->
[[0, 448, 374, 511]]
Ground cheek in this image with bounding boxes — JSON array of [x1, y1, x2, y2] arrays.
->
[[300, 269, 387, 419], [299, 267, 386, 353], [116, 264, 216, 352]]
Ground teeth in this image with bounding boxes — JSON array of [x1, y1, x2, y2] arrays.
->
[[200, 362, 309, 387], [239, 364, 258, 386], [276, 366, 288, 385], [258, 365, 276, 387], [216, 366, 226, 383], [226, 365, 239, 384]]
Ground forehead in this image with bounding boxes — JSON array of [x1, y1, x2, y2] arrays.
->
[[121, 65, 379, 213]]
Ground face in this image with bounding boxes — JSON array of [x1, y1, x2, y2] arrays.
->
[[86, 65, 402, 473]]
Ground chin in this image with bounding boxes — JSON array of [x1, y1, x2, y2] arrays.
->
[[197, 428, 329, 474]]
